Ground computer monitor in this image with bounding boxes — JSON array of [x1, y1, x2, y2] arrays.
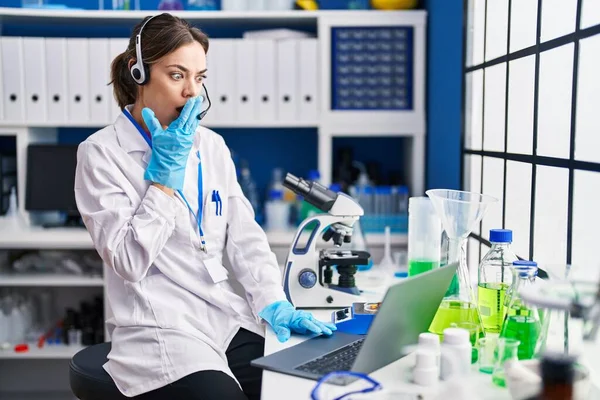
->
[[26, 144, 80, 226]]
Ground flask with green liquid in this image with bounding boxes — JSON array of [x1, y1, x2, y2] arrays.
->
[[500, 261, 542, 360], [477, 229, 519, 334]]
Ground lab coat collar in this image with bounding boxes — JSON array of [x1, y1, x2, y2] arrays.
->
[[115, 105, 151, 155]]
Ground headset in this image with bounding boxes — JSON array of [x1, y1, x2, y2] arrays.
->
[[130, 15, 156, 85], [129, 15, 212, 120]]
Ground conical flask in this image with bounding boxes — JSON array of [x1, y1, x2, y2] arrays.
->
[[500, 262, 542, 360], [425, 189, 498, 337]]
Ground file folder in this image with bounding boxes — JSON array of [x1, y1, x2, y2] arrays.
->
[[235, 40, 256, 121], [276, 39, 299, 121], [212, 39, 237, 122], [66, 38, 90, 123], [1, 37, 25, 122], [23, 37, 48, 123], [255, 39, 276, 122], [298, 38, 319, 122], [89, 38, 110, 124], [45, 38, 68, 123]]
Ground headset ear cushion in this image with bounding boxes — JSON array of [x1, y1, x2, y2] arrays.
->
[[131, 66, 142, 82]]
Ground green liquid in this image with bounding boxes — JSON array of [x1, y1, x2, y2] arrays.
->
[[492, 372, 506, 387], [479, 366, 494, 374], [429, 300, 484, 337], [408, 259, 439, 276], [478, 283, 508, 334], [500, 314, 541, 360]]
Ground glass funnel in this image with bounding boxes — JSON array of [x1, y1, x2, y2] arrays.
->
[[425, 189, 498, 337]]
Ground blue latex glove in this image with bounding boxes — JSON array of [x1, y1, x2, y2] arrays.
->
[[142, 96, 204, 191], [258, 300, 337, 343]]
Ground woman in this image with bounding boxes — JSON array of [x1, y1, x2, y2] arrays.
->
[[74, 13, 335, 400]]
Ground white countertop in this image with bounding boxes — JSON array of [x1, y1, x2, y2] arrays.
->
[[260, 308, 514, 400], [259, 282, 600, 400]]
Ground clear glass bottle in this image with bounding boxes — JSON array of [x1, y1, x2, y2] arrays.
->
[[500, 262, 542, 360], [477, 229, 519, 334]]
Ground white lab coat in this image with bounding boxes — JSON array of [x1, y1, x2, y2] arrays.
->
[[74, 107, 287, 397]]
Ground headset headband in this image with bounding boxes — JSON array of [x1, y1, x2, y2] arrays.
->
[[130, 15, 156, 85]]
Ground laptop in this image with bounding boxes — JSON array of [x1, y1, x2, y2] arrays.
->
[[251, 264, 457, 385]]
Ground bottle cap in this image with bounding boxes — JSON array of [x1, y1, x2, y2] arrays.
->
[[14, 344, 29, 353], [513, 260, 539, 277], [442, 328, 470, 345], [329, 183, 342, 193], [490, 229, 512, 243], [513, 260, 537, 267], [308, 169, 320, 181], [418, 332, 441, 351], [268, 189, 283, 200]]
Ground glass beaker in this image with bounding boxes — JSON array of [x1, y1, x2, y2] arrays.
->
[[455, 321, 480, 364], [478, 336, 498, 374], [491, 337, 520, 387], [407, 197, 441, 276], [425, 189, 498, 338], [500, 263, 542, 360]]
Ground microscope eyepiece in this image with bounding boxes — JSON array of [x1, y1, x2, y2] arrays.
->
[[283, 173, 338, 213], [283, 173, 311, 197]]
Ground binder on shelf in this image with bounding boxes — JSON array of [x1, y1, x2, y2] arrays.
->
[[45, 38, 68, 123], [255, 39, 276, 122], [235, 40, 256, 121], [211, 39, 237, 122], [108, 38, 128, 122], [276, 39, 299, 121], [22, 37, 48, 123], [297, 38, 319, 122], [1, 37, 25, 122], [66, 38, 90, 123], [88, 38, 110, 124]]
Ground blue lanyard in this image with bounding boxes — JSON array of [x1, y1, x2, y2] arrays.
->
[[123, 110, 207, 252]]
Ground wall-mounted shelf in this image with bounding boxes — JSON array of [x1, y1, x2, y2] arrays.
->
[[0, 120, 319, 129], [0, 344, 84, 359], [0, 273, 103, 286], [0, 226, 93, 249], [0, 225, 406, 249], [0, 7, 425, 24]]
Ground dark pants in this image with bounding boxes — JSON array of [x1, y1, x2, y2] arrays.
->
[[133, 328, 265, 400]]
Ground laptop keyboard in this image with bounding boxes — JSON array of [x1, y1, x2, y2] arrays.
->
[[295, 338, 365, 376]]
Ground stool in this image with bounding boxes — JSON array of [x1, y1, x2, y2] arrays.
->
[[69, 342, 128, 400]]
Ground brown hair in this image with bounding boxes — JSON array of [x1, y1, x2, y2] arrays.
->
[[110, 13, 209, 109]]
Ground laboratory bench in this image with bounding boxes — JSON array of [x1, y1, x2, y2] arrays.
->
[[260, 307, 600, 400]]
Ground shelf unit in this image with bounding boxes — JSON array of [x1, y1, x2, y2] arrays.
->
[[0, 225, 407, 249], [0, 344, 84, 359], [0, 273, 103, 286], [0, 7, 424, 377]]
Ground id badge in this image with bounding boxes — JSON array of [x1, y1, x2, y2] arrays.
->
[[204, 257, 228, 283]]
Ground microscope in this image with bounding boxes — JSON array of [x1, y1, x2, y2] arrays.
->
[[282, 173, 370, 308]]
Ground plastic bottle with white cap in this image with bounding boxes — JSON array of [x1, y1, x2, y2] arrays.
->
[[440, 327, 472, 380], [418, 332, 441, 367], [413, 349, 439, 386]]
